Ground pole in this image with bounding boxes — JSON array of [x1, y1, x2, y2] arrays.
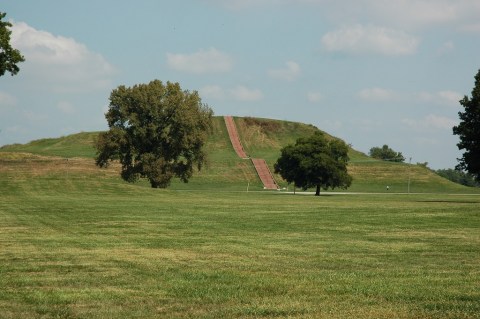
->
[[407, 157, 412, 194]]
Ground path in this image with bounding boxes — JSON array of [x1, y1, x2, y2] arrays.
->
[[224, 115, 248, 159], [251, 158, 279, 190], [224, 116, 279, 190]]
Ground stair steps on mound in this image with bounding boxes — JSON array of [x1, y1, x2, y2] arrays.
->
[[250, 158, 279, 190], [224, 116, 279, 190], [224, 115, 248, 159]]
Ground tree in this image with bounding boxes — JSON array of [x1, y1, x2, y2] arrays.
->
[[274, 131, 352, 196], [95, 80, 213, 188], [0, 12, 25, 77], [435, 168, 479, 188], [369, 145, 405, 162], [453, 69, 480, 182]]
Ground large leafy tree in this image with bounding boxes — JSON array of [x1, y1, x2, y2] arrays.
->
[[274, 131, 352, 196], [0, 12, 25, 77], [369, 145, 405, 162], [453, 69, 480, 182], [95, 80, 213, 188]]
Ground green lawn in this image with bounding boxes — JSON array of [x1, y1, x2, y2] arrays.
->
[[1, 159, 479, 318]]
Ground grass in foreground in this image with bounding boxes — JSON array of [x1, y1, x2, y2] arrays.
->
[[1, 159, 479, 318]]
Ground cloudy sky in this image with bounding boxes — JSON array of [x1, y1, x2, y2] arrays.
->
[[1, 0, 479, 169]]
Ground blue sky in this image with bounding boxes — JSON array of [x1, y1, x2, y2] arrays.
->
[[1, 0, 479, 169]]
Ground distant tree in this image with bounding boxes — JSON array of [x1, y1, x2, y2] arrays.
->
[[369, 145, 405, 162], [0, 12, 25, 77], [453, 69, 480, 182], [95, 80, 213, 188], [274, 132, 352, 196], [436, 169, 480, 187]]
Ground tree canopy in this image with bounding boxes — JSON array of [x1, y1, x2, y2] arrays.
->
[[453, 69, 480, 182], [0, 12, 25, 77], [369, 145, 405, 162], [95, 80, 213, 188], [274, 131, 352, 196], [435, 168, 479, 188]]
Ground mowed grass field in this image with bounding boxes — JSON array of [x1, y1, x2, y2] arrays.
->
[[1, 116, 480, 318], [1, 152, 480, 318]]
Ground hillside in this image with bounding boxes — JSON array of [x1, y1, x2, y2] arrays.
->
[[1, 116, 478, 193]]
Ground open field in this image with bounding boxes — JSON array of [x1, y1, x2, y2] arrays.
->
[[1, 153, 480, 318], [1, 117, 479, 318]]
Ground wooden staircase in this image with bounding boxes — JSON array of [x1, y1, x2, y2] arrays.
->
[[224, 116, 279, 190]]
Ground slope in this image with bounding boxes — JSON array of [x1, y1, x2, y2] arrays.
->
[[224, 116, 279, 189], [1, 116, 478, 193]]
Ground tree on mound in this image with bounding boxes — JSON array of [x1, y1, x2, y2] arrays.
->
[[453, 69, 480, 182], [274, 131, 352, 196], [95, 80, 213, 188], [369, 145, 405, 162]]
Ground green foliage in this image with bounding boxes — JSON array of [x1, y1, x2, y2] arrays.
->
[[95, 80, 213, 188], [369, 144, 405, 162], [0, 12, 25, 77], [453, 69, 480, 182], [436, 168, 480, 187], [274, 131, 352, 195]]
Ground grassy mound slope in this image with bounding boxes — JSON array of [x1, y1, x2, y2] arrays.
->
[[1, 116, 478, 193], [233, 117, 478, 194], [0, 132, 99, 158]]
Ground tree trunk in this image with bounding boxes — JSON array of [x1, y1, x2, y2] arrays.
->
[[315, 185, 320, 196]]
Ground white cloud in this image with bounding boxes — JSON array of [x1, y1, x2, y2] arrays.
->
[[199, 85, 226, 100], [425, 114, 458, 129], [200, 84, 264, 102], [11, 22, 116, 93], [436, 41, 455, 55], [57, 101, 76, 114], [322, 25, 419, 56], [417, 90, 462, 106], [166, 48, 233, 74], [438, 90, 463, 105], [402, 114, 457, 130], [230, 85, 263, 101], [0, 92, 17, 108], [358, 87, 396, 101], [268, 61, 301, 81]]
